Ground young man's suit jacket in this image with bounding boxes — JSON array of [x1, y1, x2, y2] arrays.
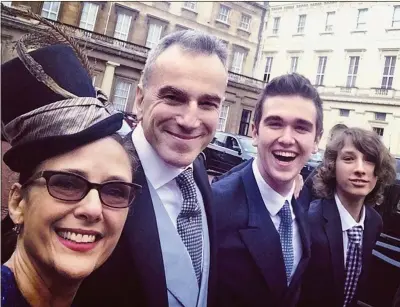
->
[[299, 198, 383, 307], [75, 132, 217, 307], [212, 162, 311, 307]]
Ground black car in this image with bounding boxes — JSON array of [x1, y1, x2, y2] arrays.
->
[[300, 149, 324, 180], [203, 132, 257, 175], [360, 157, 400, 307]]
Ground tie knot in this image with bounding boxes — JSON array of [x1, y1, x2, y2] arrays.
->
[[278, 201, 292, 222], [347, 226, 363, 245], [176, 168, 195, 190]]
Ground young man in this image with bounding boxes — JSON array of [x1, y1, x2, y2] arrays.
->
[[76, 30, 228, 307], [299, 128, 396, 307], [213, 73, 323, 307]]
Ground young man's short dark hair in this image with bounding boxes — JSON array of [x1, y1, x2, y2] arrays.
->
[[253, 73, 324, 139]]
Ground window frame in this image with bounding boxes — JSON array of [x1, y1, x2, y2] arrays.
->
[[375, 112, 387, 121], [346, 56, 360, 88], [146, 22, 163, 49], [231, 50, 245, 74], [297, 14, 307, 34], [272, 17, 280, 35], [392, 6, 400, 27], [79, 2, 99, 32], [315, 56, 327, 86], [290, 56, 298, 73], [264, 56, 273, 82], [339, 109, 350, 117], [373, 127, 384, 137], [114, 12, 132, 41], [183, 1, 197, 11], [239, 13, 251, 31], [356, 8, 368, 30], [217, 4, 231, 24], [112, 78, 132, 112], [381, 55, 396, 89], [41, 1, 61, 21], [325, 11, 335, 32], [217, 104, 230, 132]]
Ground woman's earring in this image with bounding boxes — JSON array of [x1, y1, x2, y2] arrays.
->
[[12, 224, 22, 235]]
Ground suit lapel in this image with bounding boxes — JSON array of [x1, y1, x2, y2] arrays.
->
[[123, 136, 168, 306], [288, 198, 311, 290], [323, 198, 346, 304], [193, 157, 216, 307], [238, 163, 287, 301]]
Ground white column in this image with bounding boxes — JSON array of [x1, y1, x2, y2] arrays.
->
[[101, 61, 120, 97]]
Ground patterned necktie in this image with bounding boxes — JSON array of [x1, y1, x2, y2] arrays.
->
[[278, 200, 294, 284], [176, 168, 203, 285], [343, 225, 363, 307]]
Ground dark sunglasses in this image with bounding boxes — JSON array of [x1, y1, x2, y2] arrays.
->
[[21, 170, 141, 208]]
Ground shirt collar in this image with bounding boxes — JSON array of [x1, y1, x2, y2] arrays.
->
[[252, 158, 295, 218], [131, 123, 192, 189], [334, 192, 365, 231]]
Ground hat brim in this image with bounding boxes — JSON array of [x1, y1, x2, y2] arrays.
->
[[4, 113, 124, 173]]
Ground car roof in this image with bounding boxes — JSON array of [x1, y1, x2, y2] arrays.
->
[[215, 131, 251, 139]]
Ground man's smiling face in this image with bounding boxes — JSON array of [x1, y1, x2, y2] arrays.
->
[[253, 95, 320, 194], [135, 45, 228, 167]]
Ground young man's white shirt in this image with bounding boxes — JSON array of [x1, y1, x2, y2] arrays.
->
[[252, 158, 303, 283]]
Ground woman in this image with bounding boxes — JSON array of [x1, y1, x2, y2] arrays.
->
[[1, 16, 139, 306], [299, 127, 396, 307]]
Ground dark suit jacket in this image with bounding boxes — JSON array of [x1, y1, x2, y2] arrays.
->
[[299, 198, 383, 307], [75, 133, 217, 307], [211, 158, 252, 184], [213, 162, 311, 307]]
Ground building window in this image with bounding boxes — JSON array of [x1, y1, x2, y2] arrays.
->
[[217, 4, 230, 23], [264, 56, 273, 82], [290, 56, 298, 73], [41, 1, 60, 20], [356, 8, 368, 30], [297, 14, 306, 34], [325, 11, 335, 32], [183, 2, 197, 11], [231, 50, 245, 74], [79, 2, 99, 31], [381, 56, 396, 89], [373, 127, 384, 137], [340, 109, 350, 117], [272, 17, 280, 34], [113, 79, 131, 112], [239, 14, 251, 31], [114, 13, 132, 41], [315, 56, 327, 86], [393, 6, 400, 27], [346, 56, 359, 88], [239, 109, 252, 136], [146, 23, 163, 49], [375, 112, 387, 121], [217, 104, 230, 131]]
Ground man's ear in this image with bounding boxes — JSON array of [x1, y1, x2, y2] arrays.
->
[[8, 183, 26, 225], [134, 84, 145, 121], [251, 123, 258, 147]]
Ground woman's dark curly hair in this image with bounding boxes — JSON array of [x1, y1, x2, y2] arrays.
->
[[313, 127, 396, 205]]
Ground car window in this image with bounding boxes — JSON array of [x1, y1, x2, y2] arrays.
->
[[226, 136, 240, 151], [396, 158, 400, 181], [238, 137, 257, 154], [211, 132, 227, 147]]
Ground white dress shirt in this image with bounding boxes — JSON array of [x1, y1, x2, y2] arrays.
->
[[334, 193, 365, 265], [252, 159, 303, 283], [131, 123, 204, 229]]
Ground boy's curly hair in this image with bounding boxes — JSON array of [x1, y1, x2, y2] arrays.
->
[[313, 127, 396, 205]]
